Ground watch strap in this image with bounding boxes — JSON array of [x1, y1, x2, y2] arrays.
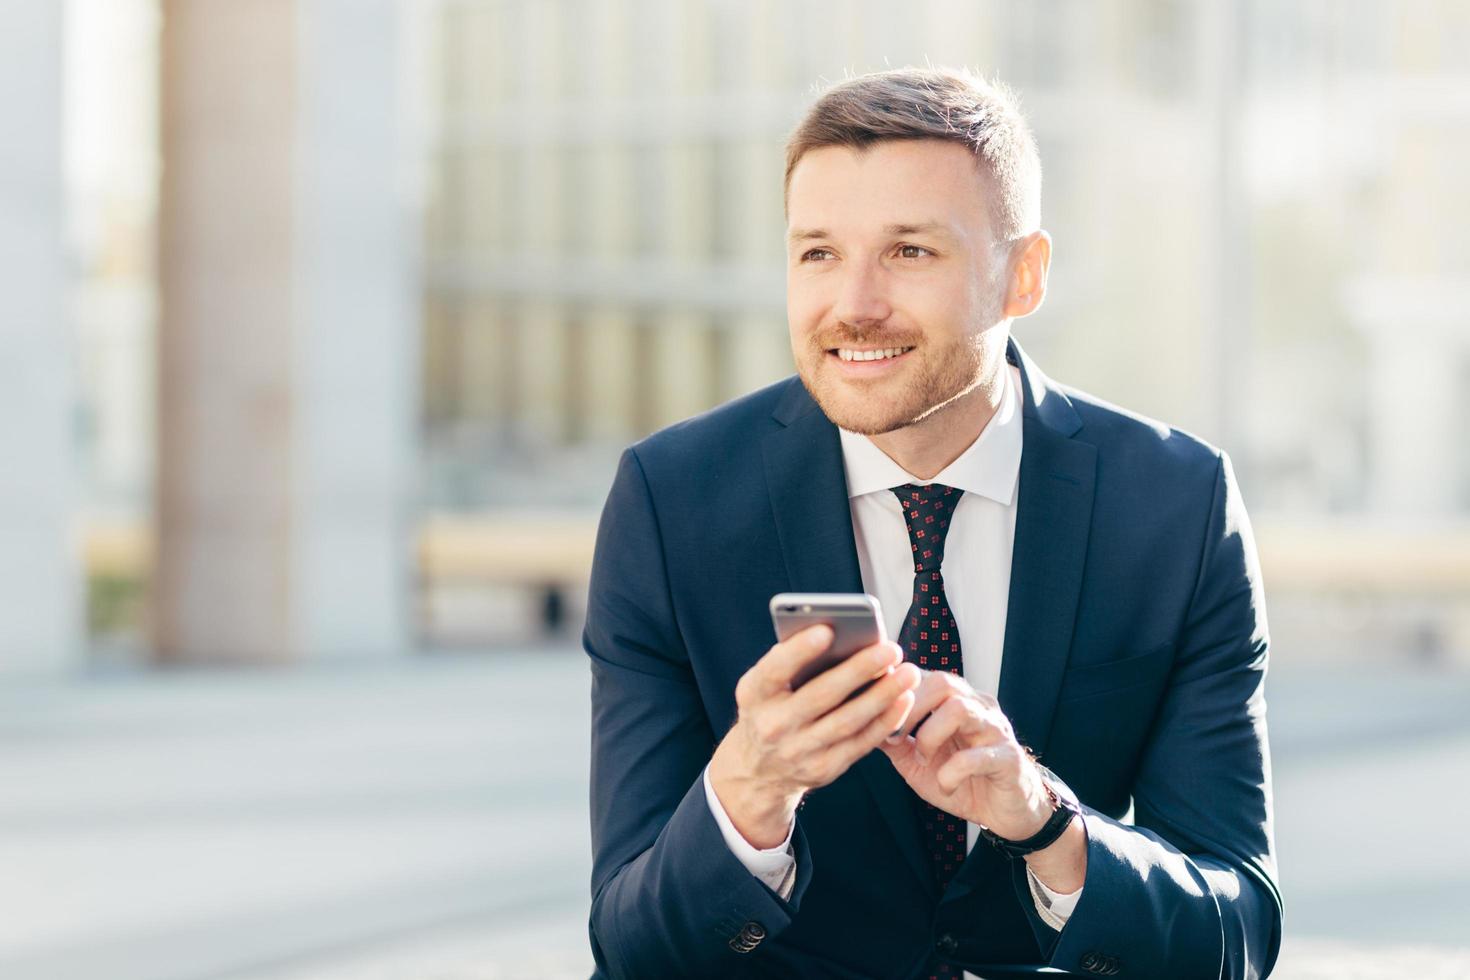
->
[[977, 777, 1080, 859]]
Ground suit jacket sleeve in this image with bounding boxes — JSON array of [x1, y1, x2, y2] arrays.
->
[[584, 448, 816, 979], [1017, 450, 1284, 980]]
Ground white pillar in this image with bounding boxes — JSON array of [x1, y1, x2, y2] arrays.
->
[[0, 2, 80, 677], [155, 0, 297, 664], [290, 0, 418, 661], [156, 0, 416, 664]]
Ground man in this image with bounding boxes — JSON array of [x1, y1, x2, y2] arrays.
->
[[584, 68, 1281, 979]]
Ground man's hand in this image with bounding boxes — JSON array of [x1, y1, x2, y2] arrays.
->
[[879, 670, 1087, 892], [708, 624, 922, 849], [878, 670, 1047, 837]]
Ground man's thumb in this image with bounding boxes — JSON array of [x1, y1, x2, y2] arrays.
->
[[880, 737, 917, 776]]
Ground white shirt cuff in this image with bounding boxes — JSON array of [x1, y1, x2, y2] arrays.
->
[[1026, 865, 1082, 930], [703, 763, 797, 900]]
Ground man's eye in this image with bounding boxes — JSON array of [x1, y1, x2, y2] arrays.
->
[[897, 244, 932, 259], [801, 248, 834, 262]]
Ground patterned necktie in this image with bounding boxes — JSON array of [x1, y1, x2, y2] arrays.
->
[[892, 483, 967, 980]]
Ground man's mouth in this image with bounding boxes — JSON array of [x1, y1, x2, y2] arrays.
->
[[827, 346, 915, 362]]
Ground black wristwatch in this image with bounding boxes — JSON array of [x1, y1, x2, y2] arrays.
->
[[977, 775, 1080, 859]]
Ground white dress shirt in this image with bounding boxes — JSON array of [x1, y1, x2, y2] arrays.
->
[[703, 363, 1082, 961]]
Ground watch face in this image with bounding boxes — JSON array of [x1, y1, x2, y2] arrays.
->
[[1035, 764, 1081, 812]]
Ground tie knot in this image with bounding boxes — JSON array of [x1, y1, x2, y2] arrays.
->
[[890, 483, 963, 572]]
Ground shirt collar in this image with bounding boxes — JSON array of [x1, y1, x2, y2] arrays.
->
[[837, 363, 1022, 506]]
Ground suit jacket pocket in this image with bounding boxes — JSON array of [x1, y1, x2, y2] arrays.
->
[[1056, 640, 1174, 704]]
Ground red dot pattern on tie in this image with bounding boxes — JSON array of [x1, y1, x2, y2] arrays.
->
[[892, 483, 967, 980]]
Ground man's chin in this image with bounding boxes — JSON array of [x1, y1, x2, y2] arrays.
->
[[794, 369, 897, 433], [829, 415, 913, 436], [806, 387, 921, 436], [800, 365, 986, 437]]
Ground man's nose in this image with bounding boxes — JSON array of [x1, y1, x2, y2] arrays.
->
[[832, 262, 893, 329]]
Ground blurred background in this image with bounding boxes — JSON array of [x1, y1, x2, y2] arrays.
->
[[2, 0, 1469, 977]]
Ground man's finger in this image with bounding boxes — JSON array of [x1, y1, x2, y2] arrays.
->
[[935, 743, 1023, 794], [788, 640, 902, 718], [750, 624, 835, 699], [878, 730, 922, 780], [895, 669, 974, 738], [912, 696, 1009, 763], [825, 685, 918, 774], [803, 659, 921, 748]]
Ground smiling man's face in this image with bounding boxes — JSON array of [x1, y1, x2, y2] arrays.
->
[[785, 139, 1012, 436]]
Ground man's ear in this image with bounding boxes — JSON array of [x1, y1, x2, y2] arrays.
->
[[1002, 230, 1052, 319]]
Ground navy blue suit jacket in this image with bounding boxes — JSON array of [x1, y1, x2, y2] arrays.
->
[[584, 337, 1282, 979]]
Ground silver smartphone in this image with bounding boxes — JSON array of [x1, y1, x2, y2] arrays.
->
[[769, 593, 889, 692]]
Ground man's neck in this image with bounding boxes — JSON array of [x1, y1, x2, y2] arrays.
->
[[866, 369, 1007, 481]]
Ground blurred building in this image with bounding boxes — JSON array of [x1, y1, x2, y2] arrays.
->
[[420, 0, 1233, 510], [417, 0, 1470, 656], [2, 0, 1465, 674], [421, 0, 1470, 514]]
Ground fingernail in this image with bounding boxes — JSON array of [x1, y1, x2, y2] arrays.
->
[[885, 731, 902, 744]]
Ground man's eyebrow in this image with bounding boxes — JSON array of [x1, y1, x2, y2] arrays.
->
[[785, 222, 954, 243], [883, 221, 952, 237]]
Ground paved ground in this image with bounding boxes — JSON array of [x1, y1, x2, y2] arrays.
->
[[1, 649, 1467, 979]]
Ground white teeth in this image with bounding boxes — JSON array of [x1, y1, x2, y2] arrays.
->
[[836, 347, 912, 362]]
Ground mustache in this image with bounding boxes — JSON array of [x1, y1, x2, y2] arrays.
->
[[815, 331, 921, 350]]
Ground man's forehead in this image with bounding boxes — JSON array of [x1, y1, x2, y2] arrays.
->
[[789, 140, 986, 189], [786, 142, 992, 240]]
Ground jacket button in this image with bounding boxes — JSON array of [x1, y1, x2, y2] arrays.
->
[[727, 920, 765, 952], [935, 933, 959, 956], [1081, 951, 1119, 974]]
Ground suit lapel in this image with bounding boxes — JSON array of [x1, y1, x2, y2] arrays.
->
[[996, 338, 1097, 759], [762, 387, 937, 901], [761, 399, 864, 601], [946, 339, 1097, 909]]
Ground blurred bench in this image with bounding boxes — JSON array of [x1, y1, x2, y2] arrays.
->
[[82, 513, 600, 635], [1250, 520, 1470, 593], [79, 516, 1470, 634], [417, 513, 598, 631]]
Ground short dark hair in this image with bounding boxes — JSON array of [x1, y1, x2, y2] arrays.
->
[[784, 67, 1042, 241]]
